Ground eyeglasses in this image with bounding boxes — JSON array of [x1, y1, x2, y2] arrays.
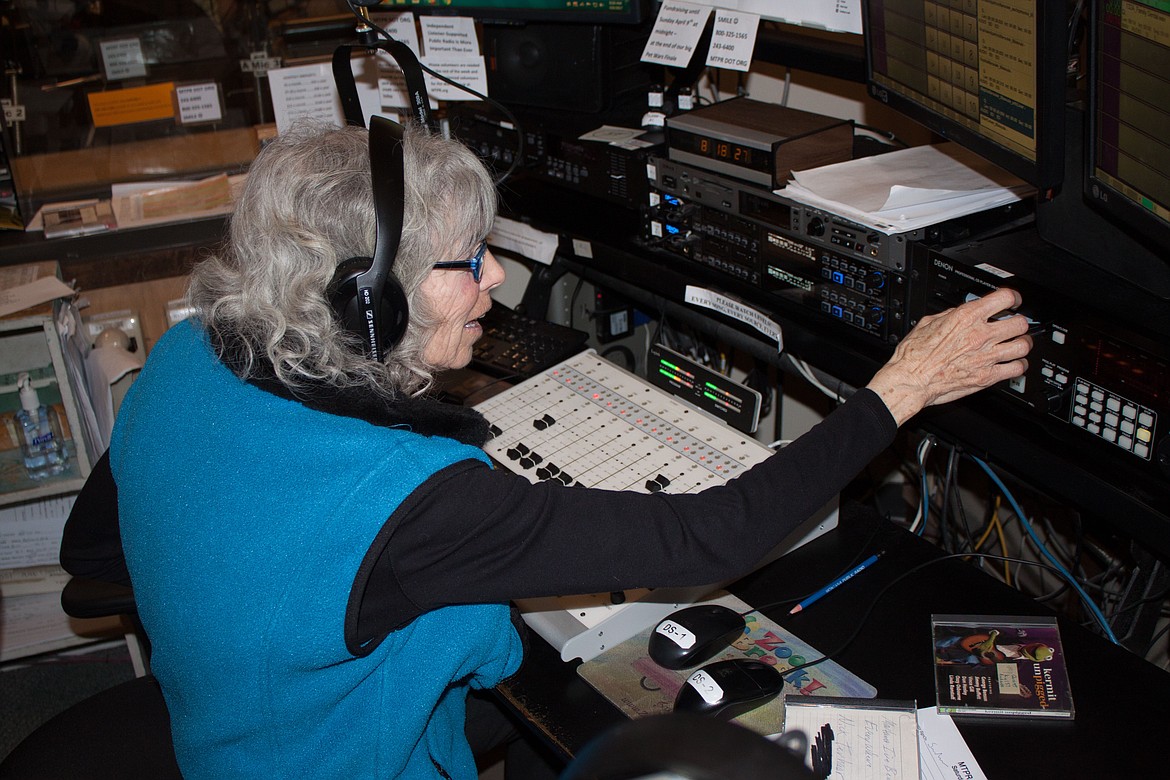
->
[[433, 240, 488, 282]]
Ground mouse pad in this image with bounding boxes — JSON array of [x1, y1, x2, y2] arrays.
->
[[576, 591, 876, 737]]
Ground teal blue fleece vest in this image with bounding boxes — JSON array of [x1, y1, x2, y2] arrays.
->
[[110, 321, 523, 779]]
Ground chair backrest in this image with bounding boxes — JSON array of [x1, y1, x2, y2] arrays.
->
[[59, 575, 151, 677], [59, 449, 151, 675], [0, 675, 180, 779]]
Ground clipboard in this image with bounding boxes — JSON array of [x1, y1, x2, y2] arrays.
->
[[781, 696, 919, 779]]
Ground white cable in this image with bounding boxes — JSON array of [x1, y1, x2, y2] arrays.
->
[[908, 436, 934, 535], [789, 356, 842, 403]]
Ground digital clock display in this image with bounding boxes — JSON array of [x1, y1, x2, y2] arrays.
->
[[668, 130, 773, 174]]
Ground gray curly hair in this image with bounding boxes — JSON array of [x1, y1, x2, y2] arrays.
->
[[187, 119, 497, 397]]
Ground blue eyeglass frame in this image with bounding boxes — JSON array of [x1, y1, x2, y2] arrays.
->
[[433, 240, 487, 282]]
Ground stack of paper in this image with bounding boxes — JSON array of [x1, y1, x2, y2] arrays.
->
[[0, 496, 82, 661], [781, 142, 1034, 235]]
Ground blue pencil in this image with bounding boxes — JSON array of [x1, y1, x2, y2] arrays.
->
[[789, 551, 885, 614]]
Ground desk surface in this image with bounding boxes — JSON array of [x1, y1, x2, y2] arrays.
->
[[498, 505, 1170, 776]]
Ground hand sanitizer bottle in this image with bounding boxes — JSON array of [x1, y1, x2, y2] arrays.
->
[[14, 372, 67, 480]]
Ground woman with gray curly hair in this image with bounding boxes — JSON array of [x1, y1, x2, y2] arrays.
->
[[189, 120, 497, 396], [63, 119, 1031, 779]]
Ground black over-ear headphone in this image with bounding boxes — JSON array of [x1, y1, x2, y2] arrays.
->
[[326, 116, 409, 362], [327, 33, 437, 361]]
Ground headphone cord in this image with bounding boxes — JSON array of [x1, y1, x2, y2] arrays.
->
[[345, 0, 525, 186]]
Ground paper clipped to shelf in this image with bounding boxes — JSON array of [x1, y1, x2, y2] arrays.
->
[[781, 142, 1035, 235]]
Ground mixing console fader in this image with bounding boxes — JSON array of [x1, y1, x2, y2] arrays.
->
[[475, 350, 837, 661]]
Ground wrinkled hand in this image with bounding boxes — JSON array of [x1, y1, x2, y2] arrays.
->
[[867, 288, 1032, 425]]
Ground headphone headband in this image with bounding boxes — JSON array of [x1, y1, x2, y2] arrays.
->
[[354, 116, 406, 361], [328, 34, 430, 361], [331, 41, 436, 131]]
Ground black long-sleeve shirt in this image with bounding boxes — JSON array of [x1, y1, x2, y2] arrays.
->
[[62, 388, 895, 648]]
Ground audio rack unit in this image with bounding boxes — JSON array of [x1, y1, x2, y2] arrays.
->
[[644, 156, 913, 345], [919, 241, 1168, 476], [643, 155, 1036, 346], [448, 103, 662, 209], [665, 97, 854, 190], [474, 350, 837, 661]]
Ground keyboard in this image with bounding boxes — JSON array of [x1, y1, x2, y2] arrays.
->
[[471, 304, 589, 380]]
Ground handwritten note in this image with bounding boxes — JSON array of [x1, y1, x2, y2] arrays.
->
[[641, 1, 714, 67], [0, 275, 74, 318], [706, 10, 760, 72], [782, 697, 919, 779]]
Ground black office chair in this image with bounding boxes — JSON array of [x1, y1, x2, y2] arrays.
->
[[0, 571, 181, 778], [60, 575, 152, 677], [0, 674, 180, 779], [560, 712, 816, 780]]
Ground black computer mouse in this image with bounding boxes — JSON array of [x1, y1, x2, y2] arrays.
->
[[647, 604, 747, 670], [673, 658, 785, 720]]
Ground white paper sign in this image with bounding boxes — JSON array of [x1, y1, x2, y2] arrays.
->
[[419, 15, 480, 58], [641, 1, 714, 67], [175, 82, 223, 124], [368, 13, 424, 109], [100, 37, 147, 80], [421, 56, 488, 102], [706, 10, 760, 72], [686, 0, 862, 36], [268, 60, 385, 132], [370, 11, 422, 53], [488, 217, 559, 266], [917, 706, 990, 780], [268, 62, 345, 131], [416, 15, 485, 102], [0, 276, 75, 318], [685, 286, 783, 351]]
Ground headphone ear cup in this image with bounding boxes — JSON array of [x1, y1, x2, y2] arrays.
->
[[327, 257, 410, 356], [375, 276, 410, 351]]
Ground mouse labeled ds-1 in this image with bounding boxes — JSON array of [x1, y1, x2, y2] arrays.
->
[[673, 658, 785, 720], [648, 604, 747, 670]]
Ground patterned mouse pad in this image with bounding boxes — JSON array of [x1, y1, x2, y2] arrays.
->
[[575, 591, 876, 736]]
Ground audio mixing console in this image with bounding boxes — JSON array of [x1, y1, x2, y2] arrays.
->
[[475, 349, 836, 661]]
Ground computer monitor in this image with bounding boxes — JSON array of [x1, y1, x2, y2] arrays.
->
[[372, 0, 648, 25], [861, 0, 1068, 189], [1084, 0, 1170, 260]]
